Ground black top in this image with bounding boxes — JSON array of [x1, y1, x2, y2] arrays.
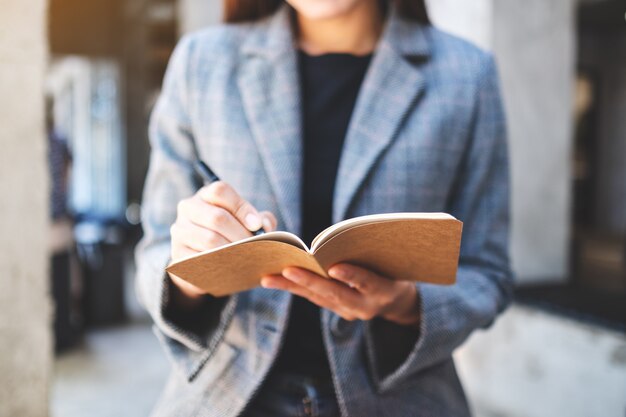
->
[[272, 51, 372, 376]]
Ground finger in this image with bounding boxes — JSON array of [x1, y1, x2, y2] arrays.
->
[[198, 181, 263, 232], [180, 198, 251, 242], [261, 275, 320, 302], [261, 275, 357, 320], [171, 220, 230, 252], [327, 263, 391, 295], [169, 272, 206, 298], [282, 267, 362, 308], [171, 243, 200, 262], [259, 211, 278, 232]]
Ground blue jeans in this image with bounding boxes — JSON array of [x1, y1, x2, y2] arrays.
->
[[241, 371, 341, 417]]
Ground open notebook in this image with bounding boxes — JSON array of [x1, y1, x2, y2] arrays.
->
[[166, 212, 463, 297]]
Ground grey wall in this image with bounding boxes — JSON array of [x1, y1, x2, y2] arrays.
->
[[427, 0, 493, 50], [0, 0, 52, 415], [178, 0, 222, 34], [493, 0, 575, 283]]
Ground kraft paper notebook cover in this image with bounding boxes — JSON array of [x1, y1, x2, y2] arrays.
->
[[166, 212, 463, 297]]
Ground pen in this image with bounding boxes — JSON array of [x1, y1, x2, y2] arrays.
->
[[194, 160, 265, 236]]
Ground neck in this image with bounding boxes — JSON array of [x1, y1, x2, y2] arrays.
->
[[294, 1, 384, 56]]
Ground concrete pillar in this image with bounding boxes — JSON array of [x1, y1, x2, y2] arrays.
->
[[493, 0, 575, 282], [429, 0, 576, 283], [0, 0, 52, 415], [177, 0, 222, 35], [426, 0, 493, 51]]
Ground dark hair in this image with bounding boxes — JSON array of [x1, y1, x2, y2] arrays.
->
[[223, 0, 430, 24]]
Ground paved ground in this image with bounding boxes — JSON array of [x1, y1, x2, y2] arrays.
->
[[51, 320, 169, 417]]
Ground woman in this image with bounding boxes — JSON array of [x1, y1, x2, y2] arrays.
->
[[136, 0, 513, 416]]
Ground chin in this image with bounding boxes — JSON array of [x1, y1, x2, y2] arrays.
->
[[287, 0, 364, 20]]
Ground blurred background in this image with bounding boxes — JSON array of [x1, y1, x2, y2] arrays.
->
[[0, 0, 625, 416]]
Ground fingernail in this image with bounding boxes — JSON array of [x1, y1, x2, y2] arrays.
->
[[262, 217, 273, 232], [245, 213, 262, 230], [260, 277, 273, 288], [282, 268, 299, 282], [329, 267, 344, 279]]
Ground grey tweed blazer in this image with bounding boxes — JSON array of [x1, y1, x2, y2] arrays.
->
[[136, 4, 513, 417]]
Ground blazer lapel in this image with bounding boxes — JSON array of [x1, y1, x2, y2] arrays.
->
[[237, 5, 431, 230], [237, 7, 303, 234], [333, 12, 430, 222]]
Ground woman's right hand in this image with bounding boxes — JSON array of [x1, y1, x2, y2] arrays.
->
[[168, 181, 277, 303]]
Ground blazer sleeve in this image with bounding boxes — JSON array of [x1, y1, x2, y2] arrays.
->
[[134, 35, 233, 378], [364, 54, 514, 392]]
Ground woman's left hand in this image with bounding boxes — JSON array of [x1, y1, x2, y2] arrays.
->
[[261, 264, 421, 327]]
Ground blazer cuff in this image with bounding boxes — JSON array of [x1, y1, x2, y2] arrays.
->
[[364, 314, 420, 390], [365, 284, 452, 392], [141, 246, 236, 380], [153, 272, 237, 380], [159, 270, 224, 350]]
